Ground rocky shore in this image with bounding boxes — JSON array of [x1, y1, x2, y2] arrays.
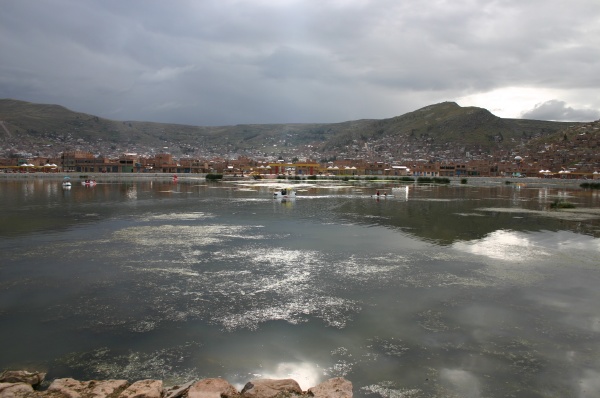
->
[[0, 371, 352, 398]]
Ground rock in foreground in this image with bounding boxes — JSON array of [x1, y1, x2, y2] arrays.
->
[[0, 371, 352, 398]]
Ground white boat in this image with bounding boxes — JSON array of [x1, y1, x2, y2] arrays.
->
[[273, 187, 296, 199], [82, 179, 97, 187], [62, 176, 72, 188], [372, 190, 393, 198]]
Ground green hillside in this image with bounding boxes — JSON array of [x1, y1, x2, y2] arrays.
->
[[0, 99, 580, 157], [320, 102, 575, 152]]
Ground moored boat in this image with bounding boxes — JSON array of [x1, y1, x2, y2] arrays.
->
[[273, 187, 296, 199], [372, 190, 393, 198]]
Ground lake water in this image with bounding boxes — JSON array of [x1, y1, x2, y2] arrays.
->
[[1, 177, 600, 397]]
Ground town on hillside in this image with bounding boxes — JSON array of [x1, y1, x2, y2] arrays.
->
[[1, 120, 599, 180]]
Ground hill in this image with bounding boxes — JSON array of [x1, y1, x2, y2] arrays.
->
[[316, 102, 578, 158], [0, 99, 580, 160]]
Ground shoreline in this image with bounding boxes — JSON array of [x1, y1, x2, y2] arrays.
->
[[0, 172, 590, 188], [0, 371, 352, 398]]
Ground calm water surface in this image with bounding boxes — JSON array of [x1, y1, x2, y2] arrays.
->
[[1, 178, 600, 397]]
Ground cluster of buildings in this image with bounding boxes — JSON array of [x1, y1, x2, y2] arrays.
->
[[1, 120, 599, 180], [1, 150, 599, 180]]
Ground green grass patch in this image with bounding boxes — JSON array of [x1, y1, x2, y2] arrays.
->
[[417, 177, 450, 184], [580, 182, 600, 189], [206, 173, 223, 180], [550, 199, 576, 209]]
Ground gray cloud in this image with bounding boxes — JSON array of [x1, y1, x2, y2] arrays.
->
[[1, 0, 599, 125], [521, 100, 600, 122]]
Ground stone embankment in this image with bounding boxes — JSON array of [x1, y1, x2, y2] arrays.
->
[[0, 371, 352, 398]]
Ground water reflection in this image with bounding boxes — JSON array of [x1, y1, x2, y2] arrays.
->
[[439, 368, 481, 398], [454, 229, 600, 263], [246, 362, 320, 391], [452, 229, 552, 261], [126, 185, 137, 200], [1, 179, 600, 397]]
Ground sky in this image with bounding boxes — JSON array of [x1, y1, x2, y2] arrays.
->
[[1, 0, 599, 126]]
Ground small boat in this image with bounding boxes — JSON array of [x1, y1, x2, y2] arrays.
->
[[273, 187, 296, 199], [372, 191, 392, 199], [82, 179, 97, 187], [62, 176, 72, 188]]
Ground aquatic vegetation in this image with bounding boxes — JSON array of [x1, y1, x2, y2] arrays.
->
[[417, 177, 450, 184], [580, 182, 600, 189], [550, 199, 576, 209]]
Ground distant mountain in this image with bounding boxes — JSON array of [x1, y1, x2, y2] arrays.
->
[[314, 102, 581, 157], [0, 99, 580, 159]]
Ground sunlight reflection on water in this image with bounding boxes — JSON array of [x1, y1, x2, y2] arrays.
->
[[242, 361, 321, 391], [452, 229, 552, 261], [2, 180, 600, 397]]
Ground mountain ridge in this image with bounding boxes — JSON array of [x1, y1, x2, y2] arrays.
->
[[0, 98, 582, 160]]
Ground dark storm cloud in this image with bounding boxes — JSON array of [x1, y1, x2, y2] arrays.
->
[[1, 0, 599, 125]]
